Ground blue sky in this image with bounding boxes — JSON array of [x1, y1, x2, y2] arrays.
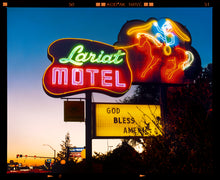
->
[[7, 7, 212, 161]]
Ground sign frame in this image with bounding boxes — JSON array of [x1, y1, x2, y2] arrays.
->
[[64, 101, 85, 122], [92, 103, 163, 139]]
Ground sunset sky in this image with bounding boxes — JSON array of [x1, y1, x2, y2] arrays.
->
[[7, 7, 212, 165]]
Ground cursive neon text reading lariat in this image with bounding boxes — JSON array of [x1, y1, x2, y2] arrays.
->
[[59, 44, 126, 66]]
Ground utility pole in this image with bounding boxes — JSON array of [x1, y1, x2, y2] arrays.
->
[[85, 91, 92, 160]]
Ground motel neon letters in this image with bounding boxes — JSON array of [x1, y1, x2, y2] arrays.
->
[[51, 67, 126, 87]]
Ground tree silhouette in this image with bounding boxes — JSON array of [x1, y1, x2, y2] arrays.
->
[[93, 141, 143, 174], [120, 84, 160, 104], [120, 63, 213, 173], [57, 132, 72, 161]]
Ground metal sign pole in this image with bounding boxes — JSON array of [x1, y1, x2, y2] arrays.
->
[[85, 91, 92, 160]]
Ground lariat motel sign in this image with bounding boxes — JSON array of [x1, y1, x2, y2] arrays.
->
[[42, 18, 201, 137], [43, 39, 130, 96], [43, 18, 200, 97]]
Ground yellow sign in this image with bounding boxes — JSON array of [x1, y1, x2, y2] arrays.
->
[[81, 149, 86, 159], [94, 104, 163, 137]]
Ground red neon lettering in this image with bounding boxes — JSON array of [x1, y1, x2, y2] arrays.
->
[[101, 70, 113, 87], [115, 70, 126, 87], [51, 68, 128, 88], [72, 68, 83, 85], [45, 66, 131, 96], [86, 69, 99, 86], [52, 67, 68, 85]]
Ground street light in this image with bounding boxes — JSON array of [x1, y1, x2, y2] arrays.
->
[[43, 144, 56, 159]]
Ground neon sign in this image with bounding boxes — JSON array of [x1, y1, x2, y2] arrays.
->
[[113, 18, 201, 84], [43, 18, 201, 97], [43, 39, 132, 97]]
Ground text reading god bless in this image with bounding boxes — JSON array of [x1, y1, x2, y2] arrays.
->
[[95, 104, 163, 137]]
